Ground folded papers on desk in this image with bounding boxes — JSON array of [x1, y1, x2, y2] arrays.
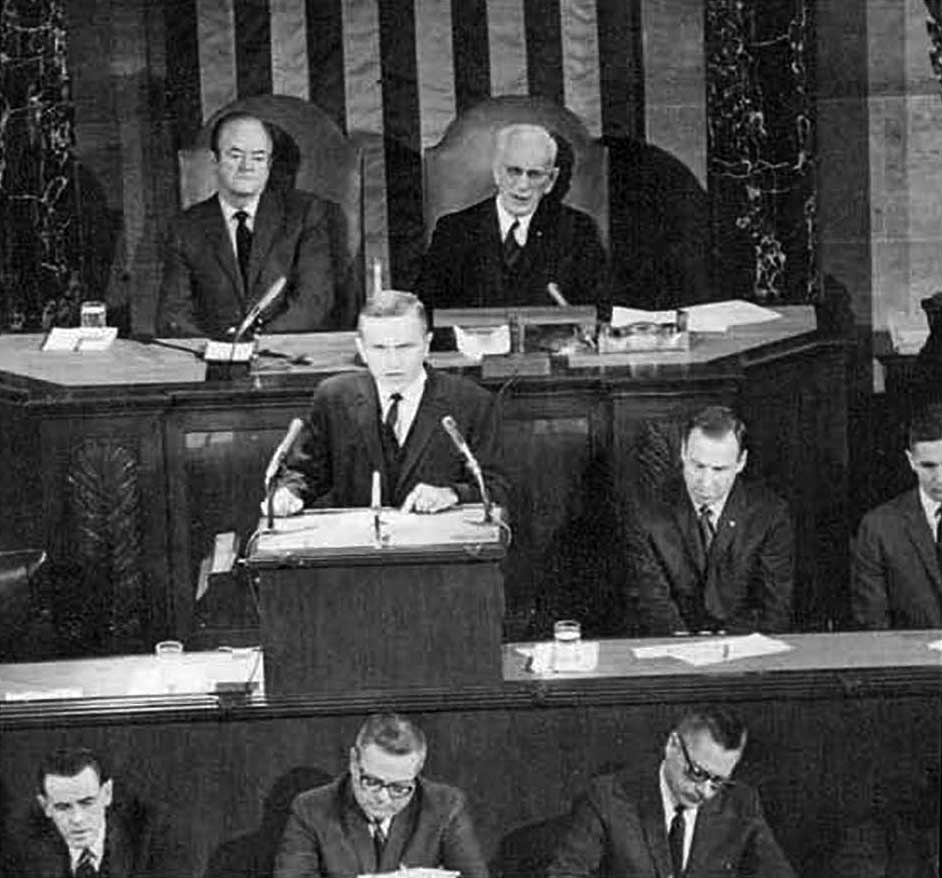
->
[[358, 869, 459, 878], [611, 299, 782, 333], [632, 633, 793, 667], [516, 641, 600, 675]]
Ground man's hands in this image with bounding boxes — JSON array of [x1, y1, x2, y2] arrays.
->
[[400, 483, 459, 514], [263, 486, 304, 518]]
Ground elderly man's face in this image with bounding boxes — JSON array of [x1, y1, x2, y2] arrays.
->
[[38, 766, 112, 850], [349, 744, 423, 822], [214, 117, 272, 203], [493, 131, 559, 217]]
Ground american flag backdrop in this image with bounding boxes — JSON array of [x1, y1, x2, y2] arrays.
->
[[163, 0, 648, 289]]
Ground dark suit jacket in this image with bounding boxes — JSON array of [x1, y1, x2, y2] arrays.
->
[[157, 188, 335, 338], [275, 367, 508, 510], [547, 770, 795, 878], [2, 802, 165, 878], [627, 480, 794, 635], [851, 488, 942, 629], [415, 197, 609, 316], [273, 774, 488, 878]]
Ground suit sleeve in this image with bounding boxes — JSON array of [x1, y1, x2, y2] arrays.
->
[[266, 195, 335, 333], [741, 792, 797, 878], [546, 789, 609, 878], [440, 791, 489, 878], [157, 220, 202, 337], [850, 513, 890, 629], [272, 389, 337, 508], [755, 500, 795, 632], [627, 514, 687, 635], [273, 799, 324, 878]]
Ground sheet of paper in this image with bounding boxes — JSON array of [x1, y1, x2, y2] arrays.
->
[[610, 306, 678, 328], [203, 340, 254, 361], [42, 326, 117, 351], [927, 639, 942, 652], [359, 870, 459, 878], [517, 641, 600, 675], [683, 300, 782, 332], [453, 324, 511, 359], [632, 633, 792, 667]]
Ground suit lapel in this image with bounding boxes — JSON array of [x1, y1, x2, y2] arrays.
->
[[104, 816, 132, 878], [483, 201, 506, 306], [901, 489, 942, 588], [395, 369, 448, 495], [382, 787, 421, 869], [672, 493, 705, 573], [684, 794, 732, 877], [206, 196, 245, 304], [710, 480, 745, 564], [633, 780, 672, 878], [246, 189, 280, 302], [340, 778, 379, 874], [352, 378, 387, 488]]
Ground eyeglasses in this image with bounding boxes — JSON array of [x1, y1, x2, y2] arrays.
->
[[501, 165, 554, 184], [675, 734, 733, 789], [354, 756, 417, 799]]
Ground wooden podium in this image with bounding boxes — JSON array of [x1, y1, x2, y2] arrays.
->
[[244, 505, 506, 695]]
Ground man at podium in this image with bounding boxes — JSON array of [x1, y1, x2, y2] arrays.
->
[[267, 290, 507, 515]]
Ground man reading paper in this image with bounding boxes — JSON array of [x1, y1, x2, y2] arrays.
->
[[274, 713, 488, 878]]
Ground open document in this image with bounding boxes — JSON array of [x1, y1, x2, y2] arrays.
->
[[632, 633, 793, 667]]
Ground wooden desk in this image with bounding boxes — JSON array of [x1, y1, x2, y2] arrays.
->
[[0, 308, 850, 650], [0, 631, 938, 878]]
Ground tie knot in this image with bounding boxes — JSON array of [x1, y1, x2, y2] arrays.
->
[[698, 505, 711, 519], [234, 209, 249, 225], [674, 804, 685, 816], [390, 392, 402, 403]]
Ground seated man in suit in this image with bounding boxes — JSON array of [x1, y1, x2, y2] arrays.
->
[[852, 403, 942, 629], [1, 747, 166, 878], [627, 405, 794, 635], [158, 111, 336, 337], [274, 712, 488, 878], [267, 290, 507, 515], [547, 707, 795, 878], [415, 123, 608, 314]]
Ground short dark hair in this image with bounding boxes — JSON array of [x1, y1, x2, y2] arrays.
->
[[355, 713, 427, 760], [908, 403, 942, 448], [37, 747, 107, 794], [684, 405, 747, 455], [675, 707, 747, 752], [210, 112, 274, 157], [357, 290, 428, 333]]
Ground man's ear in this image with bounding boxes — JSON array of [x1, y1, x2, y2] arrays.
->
[[36, 794, 50, 817], [735, 448, 748, 474], [544, 167, 560, 194], [905, 449, 916, 473], [354, 335, 366, 363], [101, 779, 113, 808]]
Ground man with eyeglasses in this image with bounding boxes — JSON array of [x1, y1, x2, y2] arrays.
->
[[274, 713, 488, 878], [415, 123, 609, 316], [158, 111, 337, 338], [547, 707, 795, 878], [1, 747, 168, 877]]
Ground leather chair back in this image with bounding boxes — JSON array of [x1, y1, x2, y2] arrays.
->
[[423, 96, 609, 249]]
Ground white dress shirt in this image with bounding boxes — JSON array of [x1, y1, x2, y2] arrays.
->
[[495, 197, 535, 247], [659, 762, 699, 873], [376, 369, 427, 445], [68, 822, 106, 874], [917, 487, 942, 538], [218, 193, 261, 261]]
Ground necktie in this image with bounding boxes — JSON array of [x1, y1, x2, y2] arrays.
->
[[503, 220, 522, 269], [75, 848, 96, 878], [234, 209, 252, 289], [385, 392, 403, 446], [698, 505, 715, 554], [668, 805, 685, 877], [372, 820, 387, 869]]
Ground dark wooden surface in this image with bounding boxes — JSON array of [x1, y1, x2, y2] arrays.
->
[[0, 308, 850, 652], [0, 631, 938, 878]]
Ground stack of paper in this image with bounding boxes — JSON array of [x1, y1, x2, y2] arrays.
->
[[611, 300, 781, 333], [632, 633, 792, 667]]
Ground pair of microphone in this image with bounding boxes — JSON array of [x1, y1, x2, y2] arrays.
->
[[264, 414, 493, 526]]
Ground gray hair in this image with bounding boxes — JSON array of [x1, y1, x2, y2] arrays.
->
[[493, 123, 558, 168]]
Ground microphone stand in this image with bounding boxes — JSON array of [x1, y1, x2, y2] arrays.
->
[[466, 459, 493, 523]]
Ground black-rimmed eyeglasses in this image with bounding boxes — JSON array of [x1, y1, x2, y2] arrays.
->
[[675, 734, 734, 789], [354, 756, 417, 799]]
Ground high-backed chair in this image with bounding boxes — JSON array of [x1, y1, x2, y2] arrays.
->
[[177, 95, 364, 327], [422, 96, 609, 249]]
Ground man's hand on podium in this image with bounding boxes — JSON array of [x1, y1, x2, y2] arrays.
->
[[264, 486, 304, 518], [400, 483, 459, 515]]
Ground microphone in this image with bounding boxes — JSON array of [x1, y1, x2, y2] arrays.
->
[[265, 417, 305, 529], [441, 415, 492, 522], [547, 282, 569, 307], [234, 276, 288, 342]]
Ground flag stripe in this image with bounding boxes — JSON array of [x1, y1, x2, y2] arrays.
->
[[487, 0, 528, 96], [415, 0, 457, 150], [270, 0, 309, 99], [341, 1, 389, 283], [164, 0, 202, 149], [451, 0, 491, 113], [305, 0, 346, 131], [196, 0, 237, 121], [234, 0, 272, 99], [525, 0, 564, 104], [560, 0, 602, 137], [378, 0, 424, 287], [597, 0, 645, 139]]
